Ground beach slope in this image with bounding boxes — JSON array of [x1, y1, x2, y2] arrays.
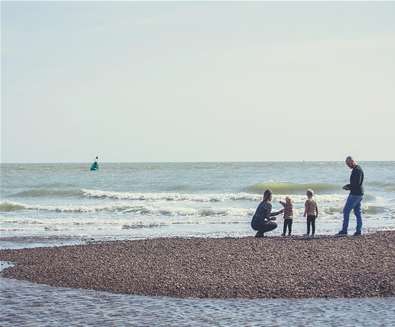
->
[[1, 232, 394, 298]]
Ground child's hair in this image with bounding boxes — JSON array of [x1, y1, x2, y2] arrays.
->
[[306, 189, 314, 198], [285, 196, 292, 203]]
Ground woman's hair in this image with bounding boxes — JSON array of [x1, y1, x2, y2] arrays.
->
[[306, 189, 314, 198], [263, 189, 272, 201]]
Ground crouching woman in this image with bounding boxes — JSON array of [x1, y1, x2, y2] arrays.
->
[[251, 189, 283, 237]]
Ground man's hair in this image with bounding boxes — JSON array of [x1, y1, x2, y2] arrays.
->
[[346, 156, 353, 161]]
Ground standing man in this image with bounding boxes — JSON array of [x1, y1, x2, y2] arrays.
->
[[338, 156, 364, 236]]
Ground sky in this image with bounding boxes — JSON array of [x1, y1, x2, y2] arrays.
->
[[1, 1, 395, 163]]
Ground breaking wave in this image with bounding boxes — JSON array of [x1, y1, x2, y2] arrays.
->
[[10, 183, 368, 204], [9, 187, 263, 202], [0, 201, 254, 217], [81, 189, 261, 202], [0, 201, 26, 212]]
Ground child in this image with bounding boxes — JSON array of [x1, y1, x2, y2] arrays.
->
[[304, 189, 319, 237], [279, 196, 293, 236]]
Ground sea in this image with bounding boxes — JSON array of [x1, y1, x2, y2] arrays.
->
[[1, 162, 395, 326], [1, 161, 394, 248]]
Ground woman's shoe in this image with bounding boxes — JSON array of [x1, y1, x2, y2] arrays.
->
[[255, 231, 264, 238]]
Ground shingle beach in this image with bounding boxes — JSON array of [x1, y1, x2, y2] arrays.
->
[[1, 232, 394, 299]]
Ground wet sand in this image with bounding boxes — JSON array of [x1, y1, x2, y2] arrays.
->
[[1, 232, 394, 299]]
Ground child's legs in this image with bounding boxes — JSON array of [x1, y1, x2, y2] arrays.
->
[[307, 216, 315, 235], [288, 219, 293, 235], [311, 217, 316, 235], [283, 219, 288, 235]]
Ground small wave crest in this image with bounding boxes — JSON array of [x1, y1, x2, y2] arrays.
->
[[245, 182, 339, 194], [322, 205, 388, 215], [0, 201, 26, 212], [363, 205, 388, 215], [122, 223, 164, 229], [366, 181, 395, 192]]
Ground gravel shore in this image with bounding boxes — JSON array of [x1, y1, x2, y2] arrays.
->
[[1, 232, 394, 299]]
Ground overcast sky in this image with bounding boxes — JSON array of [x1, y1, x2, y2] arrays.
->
[[1, 2, 395, 163]]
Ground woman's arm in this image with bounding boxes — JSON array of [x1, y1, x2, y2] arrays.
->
[[270, 209, 284, 217], [263, 203, 275, 220], [316, 203, 319, 218]]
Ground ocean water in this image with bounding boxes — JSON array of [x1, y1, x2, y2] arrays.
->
[[1, 163, 395, 326], [1, 161, 395, 248], [1, 268, 394, 327]]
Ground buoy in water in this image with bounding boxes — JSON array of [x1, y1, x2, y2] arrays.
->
[[90, 156, 99, 171]]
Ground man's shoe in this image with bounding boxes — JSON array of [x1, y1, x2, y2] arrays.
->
[[353, 231, 362, 236], [336, 231, 347, 236]]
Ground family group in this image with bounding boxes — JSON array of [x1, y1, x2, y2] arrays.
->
[[251, 156, 364, 238]]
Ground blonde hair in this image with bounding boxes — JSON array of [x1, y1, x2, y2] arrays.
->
[[306, 189, 314, 198]]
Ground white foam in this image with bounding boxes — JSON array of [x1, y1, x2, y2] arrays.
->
[[82, 189, 261, 202], [0, 200, 254, 217]]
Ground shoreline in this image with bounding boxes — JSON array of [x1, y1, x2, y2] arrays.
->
[[0, 232, 394, 299]]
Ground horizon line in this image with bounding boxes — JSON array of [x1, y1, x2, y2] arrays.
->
[[1, 160, 394, 165]]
